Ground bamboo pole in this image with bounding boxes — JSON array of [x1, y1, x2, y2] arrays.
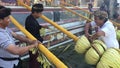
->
[[61, 2, 120, 27], [10, 16, 68, 68], [61, 2, 91, 14], [60, 5, 92, 22], [17, 1, 79, 42]]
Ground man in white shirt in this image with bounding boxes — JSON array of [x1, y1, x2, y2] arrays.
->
[[85, 10, 119, 48]]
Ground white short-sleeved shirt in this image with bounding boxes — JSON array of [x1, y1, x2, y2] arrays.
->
[[90, 20, 119, 48], [0, 27, 19, 68]]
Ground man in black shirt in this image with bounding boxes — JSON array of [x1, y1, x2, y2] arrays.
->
[[25, 4, 44, 42], [25, 14, 43, 42], [25, 4, 46, 68]]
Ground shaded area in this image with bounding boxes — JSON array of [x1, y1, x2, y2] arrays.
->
[[17, 42, 96, 68], [50, 42, 96, 68]]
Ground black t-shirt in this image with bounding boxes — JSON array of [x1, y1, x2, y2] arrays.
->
[[25, 14, 43, 42]]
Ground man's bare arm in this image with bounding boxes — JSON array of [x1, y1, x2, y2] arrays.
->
[[6, 40, 38, 55], [91, 30, 105, 41], [11, 31, 31, 43], [85, 23, 91, 38]]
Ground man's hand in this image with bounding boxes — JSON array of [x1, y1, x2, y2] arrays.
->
[[85, 33, 93, 43], [42, 25, 49, 29], [85, 33, 91, 38], [88, 35, 93, 43], [28, 40, 41, 44], [30, 40, 39, 48]]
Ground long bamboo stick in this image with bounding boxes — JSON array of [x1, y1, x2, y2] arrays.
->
[[61, 2, 120, 27], [10, 16, 68, 68], [60, 5, 92, 22], [61, 2, 91, 14], [17, 0, 79, 42]]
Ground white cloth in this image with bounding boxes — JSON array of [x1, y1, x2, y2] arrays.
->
[[90, 20, 119, 48]]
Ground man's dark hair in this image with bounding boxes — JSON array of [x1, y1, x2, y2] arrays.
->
[[0, 5, 11, 19], [32, 4, 44, 13]]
